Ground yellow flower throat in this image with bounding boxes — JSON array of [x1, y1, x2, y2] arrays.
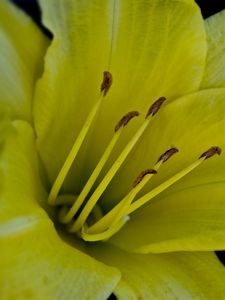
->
[[47, 71, 221, 242]]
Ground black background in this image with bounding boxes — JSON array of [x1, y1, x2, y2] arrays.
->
[[10, 0, 225, 37], [10, 0, 225, 23], [9, 0, 225, 269]]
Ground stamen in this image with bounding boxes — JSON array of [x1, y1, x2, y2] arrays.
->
[[69, 120, 150, 230], [145, 97, 166, 118], [68, 120, 149, 231], [87, 169, 157, 234], [107, 169, 157, 230], [86, 198, 127, 234], [69, 97, 167, 232], [87, 147, 176, 234], [47, 71, 112, 206], [157, 147, 179, 163], [101, 71, 113, 96], [80, 217, 128, 242], [59, 111, 140, 224], [128, 146, 221, 214]]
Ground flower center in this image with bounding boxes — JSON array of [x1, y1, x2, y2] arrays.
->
[[47, 71, 221, 242]]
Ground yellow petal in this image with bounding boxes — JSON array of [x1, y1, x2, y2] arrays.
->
[[0, 0, 48, 121], [89, 243, 225, 299], [0, 120, 120, 298], [201, 10, 225, 89], [1, 221, 120, 299], [108, 88, 225, 252], [34, 0, 206, 191], [0, 120, 47, 222]]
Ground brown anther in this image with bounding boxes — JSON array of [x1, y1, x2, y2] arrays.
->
[[199, 146, 222, 160], [146, 97, 166, 118], [157, 147, 179, 163], [132, 169, 157, 188], [101, 71, 112, 96], [115, 111, 140, 132]]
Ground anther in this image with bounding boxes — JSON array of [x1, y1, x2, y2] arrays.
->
[[101, 71, 113, 96], [133, 169, 157, 188], [199, 146, 222, 160], [145, 97, 166, 118], [157, 147, 179, 163], [115, 111, 140, 132]]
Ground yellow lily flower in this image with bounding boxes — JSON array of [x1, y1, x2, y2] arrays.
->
[[1, 0, 225, 298]]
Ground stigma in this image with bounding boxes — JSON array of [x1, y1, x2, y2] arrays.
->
[[47, 71, 221, 242]]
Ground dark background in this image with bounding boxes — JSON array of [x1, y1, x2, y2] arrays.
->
[[10, 0, 225, 21], [10, 0, 225, 37], [9, 0, 225, 268]]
